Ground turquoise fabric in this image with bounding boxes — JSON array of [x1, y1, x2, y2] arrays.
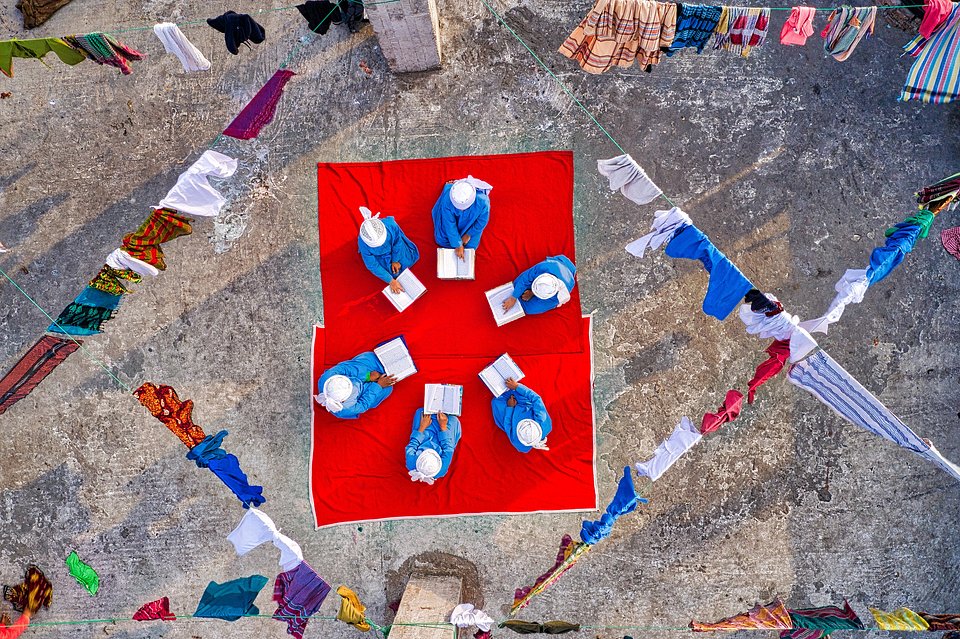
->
[[193, 575, 269, 621]]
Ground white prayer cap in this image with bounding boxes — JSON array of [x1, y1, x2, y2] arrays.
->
[[517, 419, 544, 447], [358, 206, 387, 248], [450, 181, 477, 210], [415, 449, 442, 478], [316, 375, 353, 413], [531, 273, 571, 305]]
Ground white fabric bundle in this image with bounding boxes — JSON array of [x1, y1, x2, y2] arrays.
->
[[155, 150, 238, 218], [634, 416, 701, 482], [227, 508, 304, 571], [106, 248, 159, 278], [798, 269, 870, 335], [737, 294, 817, 362], [153, 22, 211, 72], [597, 154, 663, 205], [450, 604, 494, 632], [410, 449, 442, 484], [625, 207, 692, 258]]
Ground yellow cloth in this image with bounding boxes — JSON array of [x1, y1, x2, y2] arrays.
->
[[336, 585, 370, 632], [0, 38, 87, 78], [869, 608, 930, 631]]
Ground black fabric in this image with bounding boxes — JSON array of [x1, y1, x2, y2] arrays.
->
[[54, 302, 114, 332], [744, 288, 781, 315], [500, 621, 581, 635], [206, 11, 266, 55], [296, 1, 342, 34], [341, 0, 368, 32]]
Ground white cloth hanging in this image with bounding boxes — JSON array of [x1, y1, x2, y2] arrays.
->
[[737, 294, 818, 362], [798, 269, 870, 335], [155, 150, 238, 218], [227, 507, 304, 571], [597, 154, 663, 205], [634, 416, 701, 482], [450, 604, 494, 632], [625, 207, 692, 258], [153, 22, 211, 72], [106, 248, 159, 278]]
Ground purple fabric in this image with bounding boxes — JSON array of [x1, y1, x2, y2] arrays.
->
[[224, 69, 296, 140], [272, 561, 331, 639]]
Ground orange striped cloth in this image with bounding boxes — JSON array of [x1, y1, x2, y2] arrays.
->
[[121, 208, 193, 271], [692, 599, 793, 632]]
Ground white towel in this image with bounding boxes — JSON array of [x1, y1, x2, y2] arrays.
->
[[155, 150, 238, 218], [154, 23, 211, 72]]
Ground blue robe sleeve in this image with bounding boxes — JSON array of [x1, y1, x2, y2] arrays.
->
[[512, 262, 545, 299], [432, 186, 465, 248], [462, 194, 490, 245], [405, 415, 427, 470], [514, 385, 549, 424], [336, 382, 392, 419], [360, 245, 395, 284], [436, 419, 459, 477]]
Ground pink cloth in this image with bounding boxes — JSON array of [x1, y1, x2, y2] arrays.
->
[[748, 340, 790, 403], [133, 597, 176, 621], [780, 6, 816, 45], [941, 226, 960, 260], [920, 0, 952, 38], [223, 69, 296, 140], [700, 390, 744, 434]]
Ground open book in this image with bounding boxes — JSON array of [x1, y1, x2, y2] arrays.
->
[[485, 282, 525, 326], [382, 269, 426, 312], [423, 383, 463, 416], [437, 248, 476, 280], [374, 336, 417, 381], [479, 353, 525, 397]]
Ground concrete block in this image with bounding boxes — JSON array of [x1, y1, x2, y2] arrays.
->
[[390, 575, 463, 639], [366, 0, 442, 73]]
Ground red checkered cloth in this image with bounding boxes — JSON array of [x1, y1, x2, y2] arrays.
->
[[121, 208, 193, 270], [941, 226, 960, 260]]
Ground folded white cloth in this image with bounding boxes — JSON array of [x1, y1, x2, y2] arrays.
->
[[106, 248, 159, 278], [155, 150, 238, 218], [738, 294, 818, 362], [227, 508, 304, 571], [154, 22, 211, 72], [634, 416, 701, 482], [450, 604, 494, 632], [625, 207, 692, 258], [798, 269, 870, 335], [597, 154, 663, 205]]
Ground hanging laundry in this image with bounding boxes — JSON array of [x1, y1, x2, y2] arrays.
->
[[919, 0, 953, 38], [783, 601, 863, 637], [866, 216, 925, 285], [227, 508, 303, 570], [691, 599, 792, 632], [747, 339, 790, 403], [713, 7, 770, 57], [297, 0, 342, 34], [74, 286, 122, 311], [335, 585, 371, 632], [47, 302, 115, 336], [635, 416, 701, 481], [272, 561, 331, 639], [2, 566, 52, 613], [133, 382, 208, 448], [223, 69, 297, 140], [558, 0, 678, 74], [917, 612, 960, 630], [193, 575, 268, 621], [500, 620, 582, 634], [797, 269, 869, 335], [0, 612, 29, 639], [916, 171, 960, 206], [133, 597, 176, 621], [512, 535, 591, 614], [788, 349, 960, 482], [737, 295, 817, 362], [62, 33, 145, 74], [580, 466, 645, 544], [0, 336, 80, 417], [342, 0, 368, 32], [476, 632, 493, 639], [207, 11, 266, 55], [153, 23, 210, 72], [868, 608, 930, 630], [821, 6, 876, 61], [943, 227, 960, 260], [626, 207, 691, 258], [743, 289, 781, 315], [89, 264, 141, 296], [664, 224, 753, 320], [886, 209, 935, 240], [780, 6, 816, 45], [0, 37, 86, 77], [64, 552, 99, 596], [597, 154, 663, 205], [121, 208, 193, 272], [902, 3, 960, 107], [106, 247, 158, 278], [451, 604, 495, 632], [155, 150, 238, 218], [667, 4, 723, 55], [187, 430, 267, 507], [700, 389, 744, 435]]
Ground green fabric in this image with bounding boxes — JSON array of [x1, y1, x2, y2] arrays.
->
[[886, 209, 935, 239], [0, 38, 87, 77], [65, 551, 100, 596]]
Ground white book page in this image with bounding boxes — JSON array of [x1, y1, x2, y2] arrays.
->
[[437, 249, 454, 279], [486, 283, 524, 324], [397, 269, 426, 299], [492, 355, 522, 381], [457, 250, 475, 278], [375, 338, 416, 380], [442, 386, 461, 415], [383, 287, 413, 311], [424, 384, 442, 414], [479, 367, 507, 397]]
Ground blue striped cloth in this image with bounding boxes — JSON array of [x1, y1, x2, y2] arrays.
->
[[667, 4, 723, 56]]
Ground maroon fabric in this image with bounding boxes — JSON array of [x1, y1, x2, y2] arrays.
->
[[223, 69, 296, 140], [0, 335, 80, 416], [747, 339, 790, 404], [700, 389, 744, 434], [941, 226, 960, 260], [133, 597, 176, 621]]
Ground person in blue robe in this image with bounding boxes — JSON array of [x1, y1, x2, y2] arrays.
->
[[357, 207, 420, 293], [316, 351, 396, 419], [431, 176, 492, 259], [502, 254, 577, 315], [405, 408, 461, 483], [491, 378, 552, 453]]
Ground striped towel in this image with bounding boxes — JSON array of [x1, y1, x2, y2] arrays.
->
[[714, 6, 770, 57], [692, 600, 792, 632], [901, 3, 960, 103], [869, 608, 930, 631], [0, 335, 81, 416]]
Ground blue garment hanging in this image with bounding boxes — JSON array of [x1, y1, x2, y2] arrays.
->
[[186, 430, 266, 508], [580, 466, 647, 544], [193, 575, 269, 621], [866, 221, 922, 286]]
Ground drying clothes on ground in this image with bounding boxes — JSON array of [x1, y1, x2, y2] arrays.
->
[[0, 37, 86, 77], [106, 247, 158, 278], [788, 349, 960, 482], [513, 254, 578, 315], [691, 599, 792, 632], [155, 150, 238, 218], [902, 4, 960, 102], [942, 227, 960, 259], [667, 4, 723, 55], [317, 351, 393, 419], [273, 561, 331, 639], [3, 566, 52, 613], [664, 224, 753, 321], [187, 430, 267, 507], [335, 585, 370, 632], [406, 408, 462, 483], [737, 295, 817, 362], [918, 613, 960, 630], [223, 69, 296, 140], [357, 211, 420, 284], [634, 416, 701, 481], [74, 286, 122, 311], [207, 11, 266, 55], [431, 176, 493, 249], [121, 208, 194, 271], [868, 608, 930, 630], [194, 575, 268, 621], [500, 620, 582, 634], [63, 34, 145, 75], [580, 465, 645, 544], [65, 552, 99, 596], [0, 613, 28, 639], [47, 301, 115, 336], [297, 0, 342, 34], [713, 7, 770, 57], [451, 604, 495, 632], [626, 207, 692, 258], [866, 217, 924, 285], [747, 339, 790, 404], [920, 0, 952, 37], [153, 23, 210, 71], [700, 389, 744, 435], [89, 264, 141, 295], [821, 6, 876, 61], [491, 383, 552, 453], [783, 600, 863, 638], [228, 508, 303, 570], [916, 171, 960, 206], [512, 535, 591, 614], [133, 382, 207, 448], [597, 154, 663, 205], [0, 336, 80, 417], [798, 269, 869, 335], [780, 6, 816, 45], [133, 597, 176, 621], [887, 209, 935, 240]]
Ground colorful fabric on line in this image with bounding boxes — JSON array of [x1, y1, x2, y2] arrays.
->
[[780, 6, 816, 46], [691, 599, 792, 632], [748, 339, 790, 403], [133, 597, 176, 621], [901, 4, 960, 103], [0, 336, 80, 417], [917, 612, 960, 630], [713, 6, 770, 57], [335, 585, 371, 632], [121, 208, 193, 271], [821, 6, 876, 61], [920, 0, 953, 37], [48, 302, 115, 336], [63, 33, 145, 74], [917, 171, 960, 206], [786, 600, 863, 633], [224, 69, 296, 140], [193, 575, 269, 621], [667, 4, 722, 55], [580, 466, 645, 544], [74, 286, 122, 311], [886, 209, 935, 240], [869, 608, 930, 631], [512, 535, 591, 614], [89, 265, 141, 295], [186, 430, 267, 507], [943, 227, 960, 260], [273, 561, 331, 639], [133, 382, 208, 448], [0, 37, 87, 77], [0, 613, 29, 639], [65, 551, 99, 596], [700, 389, 744, 435], [866, 216, 925, 285], [2, 566, 52, 613]]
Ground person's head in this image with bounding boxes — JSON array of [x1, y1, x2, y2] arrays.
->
[[450, 180, 477, 210], [358, 206, 387, 247], [316, 375, 353, 413], [410, 449, 442, 484], [517, 419, 549, 450], [532, 273, 571, 305]]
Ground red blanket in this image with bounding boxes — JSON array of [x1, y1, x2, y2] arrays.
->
[[311, 151, 596, 527]]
